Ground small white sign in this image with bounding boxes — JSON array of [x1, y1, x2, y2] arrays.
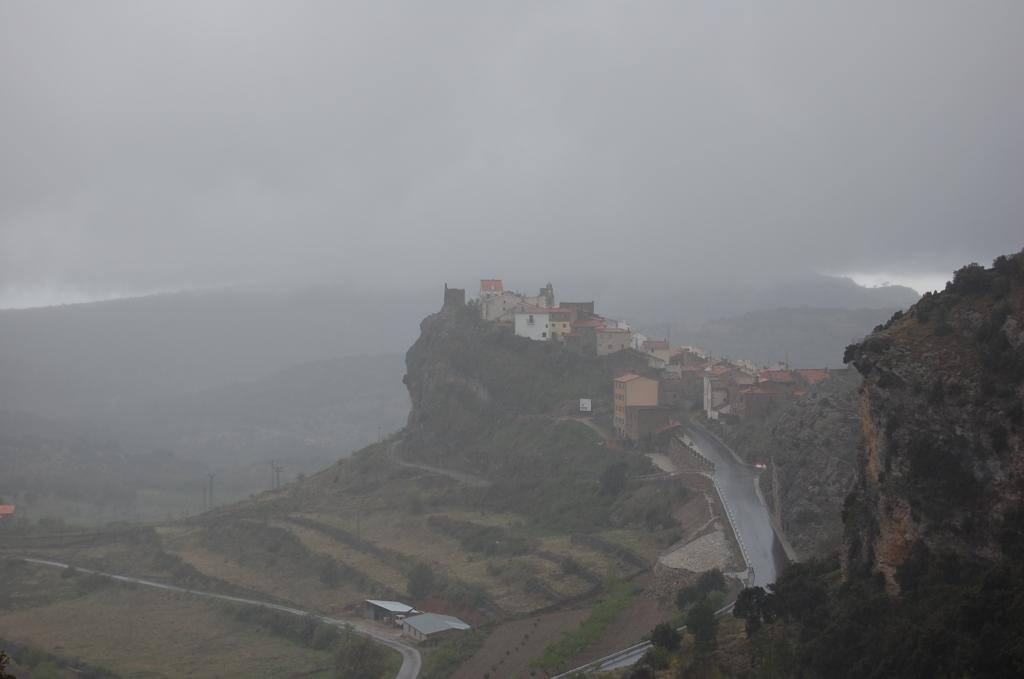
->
[[579, 398, 592, 413]]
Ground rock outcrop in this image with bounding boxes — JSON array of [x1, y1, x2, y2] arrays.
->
[[844, 254, 1024, 591], [717, 369, 861, 559], [402, 301, 647, 469], [756, 370, 862, 559]]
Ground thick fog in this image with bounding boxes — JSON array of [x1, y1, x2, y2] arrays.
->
[[2, 1, 1023, 306]]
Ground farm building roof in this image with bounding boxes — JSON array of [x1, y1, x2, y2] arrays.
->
[[404, 613, 471, 636], [365, 600, 418, 614]]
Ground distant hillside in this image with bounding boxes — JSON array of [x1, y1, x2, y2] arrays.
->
[[0, 285, 435, 420], [114, 354, 410, 468], [0, 410, 210, 523], [607, 272, 919, 330], [673, 307, 901, 368]]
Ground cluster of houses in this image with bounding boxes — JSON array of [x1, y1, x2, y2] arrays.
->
[[364, 599, 471, 644], [466, 279, 835, 445], [476, 279, 640, 356], [612, 355, 833, 443]]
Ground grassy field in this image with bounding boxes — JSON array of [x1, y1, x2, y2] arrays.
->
[[0, 562, 339, 679], [1, 437, 713, 677]]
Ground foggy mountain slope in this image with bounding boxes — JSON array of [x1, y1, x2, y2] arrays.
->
[[0, 354, 409, 523], [0, 410, 210, 523], [0, 285, 436, 420], [605, 272, 919, 333], [674, 307, 902, 368], [136, 297, 700, 626], [113, 353, 410, 467]]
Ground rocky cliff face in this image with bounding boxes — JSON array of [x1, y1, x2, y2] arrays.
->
[[844, 254, 1024, 591], [402, 301, 647, 467], [397, 300, 677, 533], [751, 370, 862, 559]]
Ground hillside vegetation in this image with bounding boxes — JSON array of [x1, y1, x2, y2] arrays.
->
[[721, 252, 1024, 679], [2, 299, 713, 677]]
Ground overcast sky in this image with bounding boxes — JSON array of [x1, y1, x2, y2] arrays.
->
[[1, 2, 1022, 308]]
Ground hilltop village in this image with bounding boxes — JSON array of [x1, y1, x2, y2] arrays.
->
[[446, 279, 834, 446]]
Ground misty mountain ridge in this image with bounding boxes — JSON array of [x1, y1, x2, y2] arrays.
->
[[113, 353, 410, 468], [0, 272, 916, 417], [670, 306, 903, 368]]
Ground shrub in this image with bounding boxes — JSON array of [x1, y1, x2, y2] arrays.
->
[[949, 262, 990, 295], [649, 622, 681, 650], [407, 562, 436, 598]]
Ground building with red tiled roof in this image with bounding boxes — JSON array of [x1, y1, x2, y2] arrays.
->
[[0, 505, 15, 518], [795, 368, 830, 386], [759, 369, 797, 384], [479, 279, 504, 295]]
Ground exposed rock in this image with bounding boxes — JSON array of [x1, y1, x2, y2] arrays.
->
[[719, 369, 862, 560], [844, 254, 1024, 592]]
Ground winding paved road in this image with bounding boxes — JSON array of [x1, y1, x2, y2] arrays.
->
[[684, 421, 787, 587], [18, 557, 422, 679], [553, 420, 787, 677]]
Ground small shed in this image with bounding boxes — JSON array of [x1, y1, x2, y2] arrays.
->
[[364, 599, 418, 625], [401, 613, 471, 643]]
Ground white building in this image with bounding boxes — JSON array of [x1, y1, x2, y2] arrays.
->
[[514, 309, 552, 341], [402, 613, 471, 643]]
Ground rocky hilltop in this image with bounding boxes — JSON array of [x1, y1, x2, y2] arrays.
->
[[401, 300, 648, 471], [845, 254, 1024, 590]]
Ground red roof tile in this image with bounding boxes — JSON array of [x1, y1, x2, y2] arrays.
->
[[740, 386, 780, 396], [759, 370, 796, 383], [0, 505, 15, 516], [480, 279, 504, 292], [642, 339, 670, 350], [795, 368, 830, 385]]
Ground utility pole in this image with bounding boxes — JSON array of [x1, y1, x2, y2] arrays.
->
[[273, 463, 284, 490]]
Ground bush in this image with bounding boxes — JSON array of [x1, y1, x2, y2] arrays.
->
[[676, 568, 727, 610], [334, 626, 394, 678], [407, 562, 436, 598], [949, 262, 990, 295], [649, 622, 681, 650], [685, 598, 719, 655]]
